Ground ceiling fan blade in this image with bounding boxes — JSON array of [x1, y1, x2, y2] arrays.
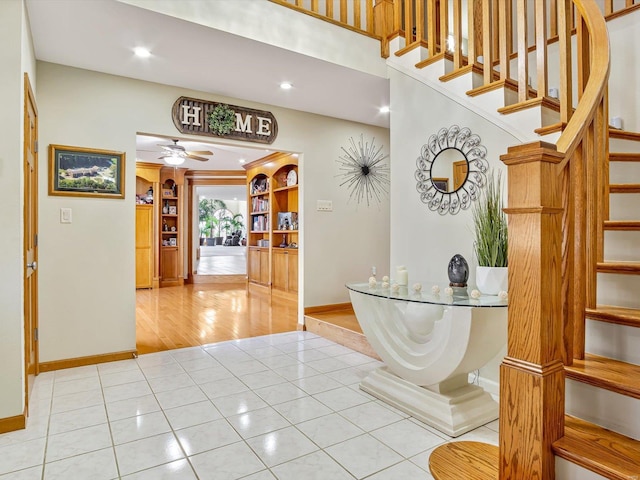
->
[[186, 154, 209, 162], [187, 150, 214, 156]]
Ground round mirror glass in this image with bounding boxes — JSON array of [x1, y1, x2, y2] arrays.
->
[[415, 125, 489, 215], [431, 148, 468, 193]]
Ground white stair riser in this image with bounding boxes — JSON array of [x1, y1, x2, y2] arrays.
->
[[586, 319, 640, 366], [596, 273, 640, 309], [555, 457, 607, 480], [604, 230, 640, 261], [566, 379, 640, 440], [609, 193, 640, 221], [610, 160, 640, 184], [609, 137, 640, 153]]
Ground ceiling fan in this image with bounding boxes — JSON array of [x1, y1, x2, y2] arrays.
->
[[158, 139, 213, 165]]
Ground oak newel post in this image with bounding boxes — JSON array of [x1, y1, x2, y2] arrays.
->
[[499, 141, 565, 479]]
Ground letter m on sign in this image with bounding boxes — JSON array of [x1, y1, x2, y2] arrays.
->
[[236, 113, 252, 133]]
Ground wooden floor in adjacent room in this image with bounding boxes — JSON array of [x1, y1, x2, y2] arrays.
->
[[135, 283, 299, 355]]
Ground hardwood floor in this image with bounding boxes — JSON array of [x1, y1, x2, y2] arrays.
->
[[136, 283, 299, 355]]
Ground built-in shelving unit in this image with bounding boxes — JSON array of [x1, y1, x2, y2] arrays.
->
[[159, 167, 186, 287], [244, 153, 298, 299]]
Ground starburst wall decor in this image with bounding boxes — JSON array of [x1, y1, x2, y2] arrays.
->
[[336, 135, 390, 206]]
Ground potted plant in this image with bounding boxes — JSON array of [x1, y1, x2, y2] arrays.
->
[[199, 198, 229, 246], [472, 170, 508, 295]]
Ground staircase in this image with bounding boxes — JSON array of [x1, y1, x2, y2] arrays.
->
[[555, 128, 640, 479], [272, 0, 640, 478]]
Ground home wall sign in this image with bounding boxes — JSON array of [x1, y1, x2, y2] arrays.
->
[[172, 96, 278, 144], [415, 125, 489, 215]]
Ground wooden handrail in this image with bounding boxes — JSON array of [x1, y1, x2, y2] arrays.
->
[[556, 0, 610, 162]]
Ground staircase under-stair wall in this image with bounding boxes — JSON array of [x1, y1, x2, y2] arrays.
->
[[273, 0, 640, 478]]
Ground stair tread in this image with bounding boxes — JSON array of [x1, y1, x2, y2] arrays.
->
[[565, 353, 640, 398], [609, 152, 640, 162], [597, 261, 640, 274], [553, 416, 640, 480], [429, 441, 498, 480], [604, 220, 640, 230], [586, 305, 640, 327], [609, 128, 640, 141], [610, 184, 640, 193]]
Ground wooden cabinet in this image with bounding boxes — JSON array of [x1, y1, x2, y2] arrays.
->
[[272, 248, 298, 294], [248, 247, 270, 285], [135, 204, 153, 288], [244, 153, 298, 299], [161, 246, 179, 281]]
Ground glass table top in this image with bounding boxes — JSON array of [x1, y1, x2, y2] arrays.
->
[[346, 281, 508, 308]]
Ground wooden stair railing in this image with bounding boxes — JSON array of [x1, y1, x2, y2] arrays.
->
[[268, 0, 640, 478], [413, 0, 611, 478], [497, 1, 610, 477]]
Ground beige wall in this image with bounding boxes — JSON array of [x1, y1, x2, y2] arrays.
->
[[0, 0, 36, 419], [36, 62, 390, 364]]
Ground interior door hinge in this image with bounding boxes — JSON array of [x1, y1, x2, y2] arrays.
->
[[34, 140, 38, 153], [34, 328, 38, 341]]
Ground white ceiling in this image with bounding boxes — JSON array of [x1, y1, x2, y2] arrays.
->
[[25, 0, 390, 170]]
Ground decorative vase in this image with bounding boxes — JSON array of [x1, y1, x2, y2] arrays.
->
[[163, 201, 169, 214], [447, 254, 469, 287], [476, 266, 508, 295]]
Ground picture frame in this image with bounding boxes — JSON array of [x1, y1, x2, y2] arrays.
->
[[49, 144, 125, 198], [168, 206, 177, 215], [432, 177, 449, 192], [169, 238, 177, 246]]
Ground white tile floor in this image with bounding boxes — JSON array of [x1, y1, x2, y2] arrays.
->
[[0, 332, 499, 479]]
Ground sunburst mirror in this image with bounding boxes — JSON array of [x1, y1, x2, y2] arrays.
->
[[415, 125, 489, 215]]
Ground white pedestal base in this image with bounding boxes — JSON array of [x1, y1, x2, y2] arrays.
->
[[360, 367, 498, 437]]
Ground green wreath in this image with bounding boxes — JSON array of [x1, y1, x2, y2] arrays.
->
[[208, 104, 236, 135]]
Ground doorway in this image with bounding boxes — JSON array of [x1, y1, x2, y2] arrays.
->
[[195, 185, 247, 277]]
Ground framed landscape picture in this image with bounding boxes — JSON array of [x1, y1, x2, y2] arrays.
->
[[49, 144, 125, 198]]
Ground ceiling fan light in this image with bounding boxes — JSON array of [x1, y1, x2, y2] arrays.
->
[[164, 155, 185, 166]]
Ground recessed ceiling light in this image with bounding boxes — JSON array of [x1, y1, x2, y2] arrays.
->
[[133, 47, 151, 58], [280, 82, 293, 90], [379, 106, 390, 113], [239, 158, 246, 164]]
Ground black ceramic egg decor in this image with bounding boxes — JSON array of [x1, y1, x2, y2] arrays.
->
[[448, 254, 469, 287]]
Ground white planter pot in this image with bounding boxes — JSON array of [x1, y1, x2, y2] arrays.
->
[[476, 266, 508, 295]]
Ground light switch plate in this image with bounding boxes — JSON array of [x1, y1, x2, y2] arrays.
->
[[317, 200, 333, 212], [60, 208, 72, 223]]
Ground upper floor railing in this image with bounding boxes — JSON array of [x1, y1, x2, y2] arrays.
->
[[269, 0, 378, 37]]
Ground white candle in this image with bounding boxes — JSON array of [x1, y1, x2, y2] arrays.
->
[[396, 266, 408, 286]]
